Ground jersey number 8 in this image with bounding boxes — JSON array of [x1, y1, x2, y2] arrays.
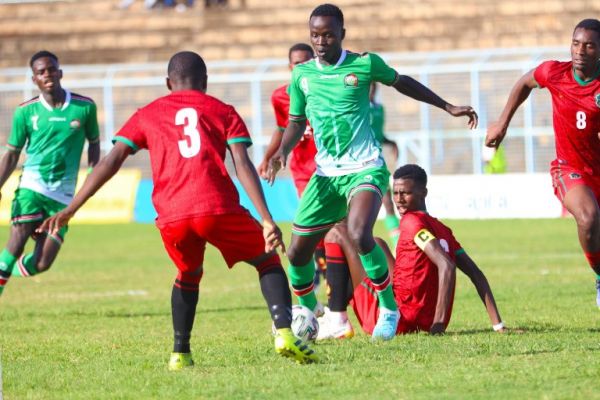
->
[[176, 108, 201, 158], [576, 110, 586, 130]]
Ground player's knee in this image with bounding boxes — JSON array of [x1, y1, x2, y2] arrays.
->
[[177, 266, 204, 286], [347, 225, 373, 253], [324, 226, 344, 245], [575, 207, 600, 234], [254, 253, 282, 275], [286, 245, 312, 266]]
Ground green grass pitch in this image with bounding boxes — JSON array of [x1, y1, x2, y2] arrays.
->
[[1, 219, 599, 399]]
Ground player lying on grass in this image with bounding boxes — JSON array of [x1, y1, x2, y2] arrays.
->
[[317, 164, 505, 339], [38, 51, 317, 368], [0, 50, 100, 297], [267, 3, 478, 340], [486, 18, 600, 307]]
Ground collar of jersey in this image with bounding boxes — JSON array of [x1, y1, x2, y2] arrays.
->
[[39, 89, 71, 112], [572, 62, 600, 86], [315, 49, 347, 70]]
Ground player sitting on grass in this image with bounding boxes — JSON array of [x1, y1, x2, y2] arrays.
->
[[486, 18, 600, 308], [0, 50, 100, 297], [38, 51, 317, 368], [267, 3, 478, 341], [318, 164, 505, 339]]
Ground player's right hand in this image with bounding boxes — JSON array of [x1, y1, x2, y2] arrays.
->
[[36, 209, 74, 235], [262, 219, 286, 253], [485, 121, 508, 148], [257, 159, 270, 180], [266, 151, 286, 186]]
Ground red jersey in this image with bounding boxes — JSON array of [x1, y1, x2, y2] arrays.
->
[[114, 90, 252, 224], [394, 211, 462, 323], [271, 84, 316, 188], [534, 61, 600, 175]]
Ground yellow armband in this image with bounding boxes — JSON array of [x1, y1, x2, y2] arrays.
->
[[414, 229, 435, 250]]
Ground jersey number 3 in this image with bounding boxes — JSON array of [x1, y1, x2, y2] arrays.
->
[[176, 108, 201, 158]]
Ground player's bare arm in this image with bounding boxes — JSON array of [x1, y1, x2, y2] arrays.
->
[[0, 147, 21, 203], [257, 129, 283, 179], [229, 142, 284, 252], [87, 140, 101, 169], [37, 142, 132, 235], [455, 251, 505, 333], [486, 69, 537, 148], [392, 75, 478, 129], [422, 239, 457, 335], [266, 119, 306, 184]]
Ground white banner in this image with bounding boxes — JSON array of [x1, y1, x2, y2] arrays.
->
[[425, 173, 563, 219]]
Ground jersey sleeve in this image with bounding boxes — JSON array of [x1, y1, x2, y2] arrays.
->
[[112, 110, 147, 153], [225, 106, 252, 147], [400, 213, 430, 249], [288, 67, 307, 122], [533, 60, 558, 89], [85, 102, 100, 143], [369, 53, 399, 86], [271, 90, 288, 132], [8, 107, 28, 151]]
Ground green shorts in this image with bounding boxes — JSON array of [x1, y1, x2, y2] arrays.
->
[[11, 188, 69, 240], [292, 167, 390, 236]]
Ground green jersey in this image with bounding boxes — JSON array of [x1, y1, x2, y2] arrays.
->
[[370, 101, 385, 143], [289, 50, 398, 176], [9, 90, 100, 204]]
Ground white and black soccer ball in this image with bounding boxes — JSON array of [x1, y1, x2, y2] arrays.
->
[[290, 304, 319, 342]]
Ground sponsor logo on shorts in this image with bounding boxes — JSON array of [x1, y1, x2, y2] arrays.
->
[[569, 172, 582, 180], [70, 119, 81, 129], [595, 93, 600, 108], [364, 174, 373, 182], [344, 73, 359, 88]]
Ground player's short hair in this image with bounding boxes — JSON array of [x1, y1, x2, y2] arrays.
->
[[167, 51, 207, 83], [393, 164, 428, 187], [310, 3, 344, 27], [288, 43, 314, 60], [574, 19, 600, 37], [30, 50, 58, 68]]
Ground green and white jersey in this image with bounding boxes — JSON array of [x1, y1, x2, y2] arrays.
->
[[370, 101, 385, 143], [289, 50, 398, 176], [9, 89, 100, 204]]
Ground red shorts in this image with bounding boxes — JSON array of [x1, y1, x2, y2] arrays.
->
[[551, 160, 600, 202], [350, 278, 453, 335], [291, 173, 311, 197], [157, 212, 268, 274]]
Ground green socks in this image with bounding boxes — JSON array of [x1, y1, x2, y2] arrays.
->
[[288, 260, 318, 311], [359, 244, 397, 311]]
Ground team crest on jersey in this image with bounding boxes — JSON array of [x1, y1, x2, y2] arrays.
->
[[569, 172, 582, 180], [70, 119, 81, 129], [344, 73, 359, 88], [595, 93, 600, 108]]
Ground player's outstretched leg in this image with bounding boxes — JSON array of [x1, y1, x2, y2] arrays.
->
[[254, 256, 318, 364], [287, 234, 326, 317], [348, 191, 400, 340], [0, 249, 17, 297], [317, 242, 354, 340], [168, 269, 201, 371]]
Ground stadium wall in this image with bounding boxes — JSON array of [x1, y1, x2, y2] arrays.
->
[[0, 170, 562, 224]]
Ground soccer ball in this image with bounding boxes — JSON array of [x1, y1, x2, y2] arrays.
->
[[291, 305, 319, 342]]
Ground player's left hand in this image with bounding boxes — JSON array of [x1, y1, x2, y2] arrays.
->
[[446, 105, 478, 129], [429, 322, 446, 335], [36, 209, 74, 235], [262, 220, 286, 253]]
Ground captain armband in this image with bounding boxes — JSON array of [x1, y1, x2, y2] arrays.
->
[[414, 229, 436, 251]]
